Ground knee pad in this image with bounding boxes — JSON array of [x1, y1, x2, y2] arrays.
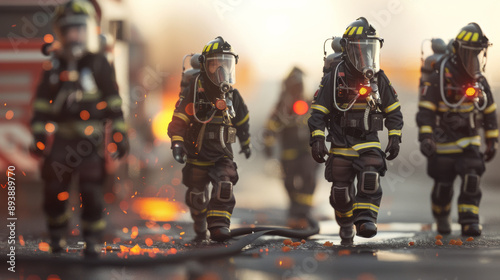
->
[[186, 188, 209, 211], [331, 185, 351, 206], [216, 181, 233, 202], [463, 174, 480, 195], [360, 171, 379, 194]]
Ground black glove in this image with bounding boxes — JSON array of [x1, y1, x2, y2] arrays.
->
[[112, 131, 129, 159], [484, 138, 497, 162], [420, 137, 436, 158], [240, 144, 251, 159], [311, 139, 328, 163], [385, 136, 401, 161], [172, 141, 187, 164]]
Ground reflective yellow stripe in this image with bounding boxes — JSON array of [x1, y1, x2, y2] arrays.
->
[[112, 120, 127, 132], [241, 137, 250, 146], [352, 142, 381, 151], [335, 209, 353, 218], [293, 193, 313, 206], [486, 129, 499, 138], [436, 136, 481, 154], [207, 210, 231, 219], [484, 103, 497, 114], [356, 26, 364, 35], [282, 149, 298, 161], [312, 130, 325, 137], [236, 113, 249, 126], [173, 112, 190, 124], [432, 203, 451, 214], [384, 101, 400, 113], [82, 219, 106, 232], [344, 26, 352, 35], [348, 27, 357, 36], [329, 148, 359, 157], [437, 102, 474, 113], [353, 202, 379, 213], [31, 122, 46, 133], [205, 43, 213, 52], [33, 99, 52, 113], [463, 32, 473, 42], [457, 30, 467, 40], [47, 211, 72, 226], [337, 103, 366, 110], [186, 159, 215, 166], [389, 129, 402, 136], [419, 126, 433, 134], [471, 33, 479, 42], [212, 42, 219, 50], [418, 101, 437, 111], [172, 135, 184, 142], [311, 104, 330, 114], [457, 136, 481, 147], [458, 204, 479, 214]]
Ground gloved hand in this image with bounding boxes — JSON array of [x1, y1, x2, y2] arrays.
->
[[484, 138, 497, 162], [420, 137, 436, 158], [385, 136, 401, 160], [240, 144, 251, 159], [172, 141, 187, 164], [311, 139, 328, 163], [112, 131, 129, 159]]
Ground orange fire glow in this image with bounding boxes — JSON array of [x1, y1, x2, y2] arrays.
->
[[131, 198, 186, 221]]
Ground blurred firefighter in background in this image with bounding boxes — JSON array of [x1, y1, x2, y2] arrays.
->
[[168, 36, 251, 242], [417, 23, 497, 236], [30, 0, 128, 257], [308, 17, 403, 244], [263, 67, 318, 229]]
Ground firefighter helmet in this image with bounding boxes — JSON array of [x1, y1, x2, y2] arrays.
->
[[199, 36, 239, 86], [341, 17, 384, 78], [453, 23, 490, 78], [53, 0, 100, 59]]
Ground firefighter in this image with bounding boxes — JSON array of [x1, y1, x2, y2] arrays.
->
[[30, 0, 128, 257], [308, 17, 403, 244], [168, 36, 251, 242], [417, 23, 497, 236], [263, 67, 318, 229]]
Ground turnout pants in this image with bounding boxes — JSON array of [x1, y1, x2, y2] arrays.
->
[[325, 150, 385, 227], [182, 158, 239, 229], [41, 135, 107, 239], [427, 149, 485, 225]]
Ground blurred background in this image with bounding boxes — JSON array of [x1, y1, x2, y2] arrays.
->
[[1, 0, 500, 241]]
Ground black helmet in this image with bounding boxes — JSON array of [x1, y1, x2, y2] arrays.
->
[[199, 36, 239, 87], [53, 0, 99, 59], [341, 17, 384, 78], [453, 22, 490, 78]]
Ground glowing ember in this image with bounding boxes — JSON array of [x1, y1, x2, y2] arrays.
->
[[166, 248, 177, 254], [161, 234, 170, 243], [129, 244, 141, 255], [314, 252, 328, 261], [283, 239, 292, 245], [466, 237, 474, 242], [408, 241, 415, 246], [57, 191, 69, 201], [435, 240, 443, 246], [435, 234, 443, 240], [275, 257, 294, 269], [46, 275, 61, 280], [38, 242, 50, 252], [19, 235, 25, 246], [281, 246, 291, 252], [338, 249, 351, 256], [323, 241, 334, 247], [145, 238, 153, 247]]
